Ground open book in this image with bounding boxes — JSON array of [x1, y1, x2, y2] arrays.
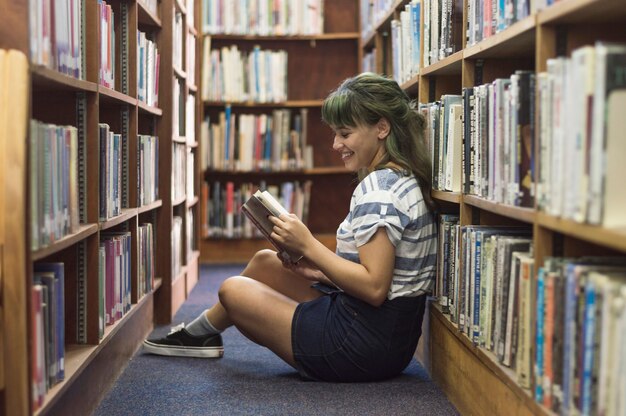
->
[[241, 190, 304, 263]]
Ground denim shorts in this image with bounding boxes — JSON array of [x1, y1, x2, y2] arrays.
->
[[291, 285, 427, 382]]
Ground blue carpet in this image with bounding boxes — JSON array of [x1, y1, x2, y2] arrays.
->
[[94, 264, 459, 416]]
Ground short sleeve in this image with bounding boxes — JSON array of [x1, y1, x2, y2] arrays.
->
[[351, 190, 406, 248]]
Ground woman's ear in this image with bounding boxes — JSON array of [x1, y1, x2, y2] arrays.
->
[[377, 118, 390, 140]]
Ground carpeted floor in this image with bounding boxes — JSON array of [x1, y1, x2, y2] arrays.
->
[[94, 264, 459, 416]]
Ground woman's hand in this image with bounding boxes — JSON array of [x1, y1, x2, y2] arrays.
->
[[268, 213, 315, 258], [281, 257, 325, 282]]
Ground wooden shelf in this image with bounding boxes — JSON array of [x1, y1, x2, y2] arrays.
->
[[172, 195, 187, 207], [400, 74, 420, 94], [30, 66, 98, 92], [138, 100, 163, 116], [137, 0, 161, 27], [360, 0, 405, 48], [31, 224, 99, 261], [464, 15, 536, 59], [173, 65, 186, 79], [205, 32, 360, 41], [186, 195, 199, 208], [34, 285, 157, 416], [172, 135, 187, 144], [536, 212, 626, 253], [200, 233, 337, 263], [174, 0, 186, 15], [430, 306, 551, 416], [431, 190, 461, 204], [137, 199, 163, 215], [538, 0, 626, 24], [203, 99, 324, 108], [204, 166, 351, 177], [463, 195, 535, 223], [99, 209, 137, 231], [421, 50, 463, 76], [98, 86, 138, 106]]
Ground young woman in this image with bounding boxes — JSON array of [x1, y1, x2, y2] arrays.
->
[[143, 73, 438, 382]]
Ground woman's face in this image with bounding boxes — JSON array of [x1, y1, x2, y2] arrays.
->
[[331, 120, 388, 172]]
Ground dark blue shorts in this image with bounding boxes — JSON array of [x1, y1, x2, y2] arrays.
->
[[291, 285, 427, 382]]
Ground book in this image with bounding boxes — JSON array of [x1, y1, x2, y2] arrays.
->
[[241, 189, 303, 263]]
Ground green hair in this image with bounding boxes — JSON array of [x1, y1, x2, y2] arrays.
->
[[322, 72, 435, 211]]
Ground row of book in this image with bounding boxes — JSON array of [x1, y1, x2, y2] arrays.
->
[[99, 1, 116, 89], [202, 180, 312, 239], [172, 215, 184, 277], [201, 40, 288, 103], [137, 223, 156, 299], [201, 0, 324, 36], [423, 0, 463, 67], [362, 49, 376, 74], [390, 0, 421, 84], [187, 30, 196, 87], [536, 42, 626, 227], [31, 262, 65, 410], [29, 120, 80, 251], [137, 31, 160, 107], [534, 257, 626, 416], [99, 123, 123, 221], [137, 135, 160, 207], [200, 107, 312, 172], [466, 0, 563, 48], [141, 0, 158, 16], [173, 11, 184, 73], [173, 77, 197, 141], [360, 0, 396, 38], [29, 0, 84, 78], [436, 216, 626, 416], [423, 69, 535, 207], [100, 232, 132, 329], [424, 42, 626, 226], [172, 143, 191, 203]]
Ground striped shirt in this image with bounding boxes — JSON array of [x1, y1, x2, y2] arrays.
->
[[336, 168, 437, 299]]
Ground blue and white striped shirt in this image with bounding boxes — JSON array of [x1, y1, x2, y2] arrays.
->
[[336, 168, 437, 299]]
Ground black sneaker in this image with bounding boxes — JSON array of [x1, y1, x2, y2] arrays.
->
[[143, 323, 224, 358]]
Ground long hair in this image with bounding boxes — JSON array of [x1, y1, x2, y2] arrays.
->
[[321, 72, 436, 212]]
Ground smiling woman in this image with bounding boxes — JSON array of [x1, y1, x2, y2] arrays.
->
[[144, 72, 438, 383]]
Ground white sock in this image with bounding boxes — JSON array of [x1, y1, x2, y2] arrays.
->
[[186, 309, 222, 336]]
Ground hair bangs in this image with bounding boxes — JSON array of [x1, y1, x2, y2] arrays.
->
[[322, 90, 363, 128]]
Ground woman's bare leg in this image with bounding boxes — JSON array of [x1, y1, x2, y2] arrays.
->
[[205, 249, 321, 340], [218, 276, 301, 367]]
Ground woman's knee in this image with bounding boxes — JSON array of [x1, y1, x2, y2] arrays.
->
[[245, 249, 281, 278], [218, 276, 249, 310]]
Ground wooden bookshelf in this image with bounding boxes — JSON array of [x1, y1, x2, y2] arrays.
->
[[0, 0, 189, 413], [364, 1, 626, 415], [199, 0, 359, 263]]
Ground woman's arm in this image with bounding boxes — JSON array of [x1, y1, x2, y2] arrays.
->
[[270, 214, 395, 306]]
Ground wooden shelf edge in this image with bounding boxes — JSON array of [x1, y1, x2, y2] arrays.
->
[[463, 14, 537, 59], [137, 199, 163, 214], [536, 212, 626, 252], [203, 99, 324, 108], [430, 305, 551, 416], [186, 195, 199, 208], [463, 195, 535, 223], [137, 0, 162, 27], [100, 209, 138, 230], [172, 195, 187, 206], [98, 86, 137, 106], [137, 100, 163, 116], [431, 190, 461, 204], [537, 0, 624, 24], [421, 50, 464, 76], [30, 66, 98, 92], [31, 224, 99, 261], [204, 167, 351, 176], [205, 32, 359, 41], [35, 290, 156, 415]]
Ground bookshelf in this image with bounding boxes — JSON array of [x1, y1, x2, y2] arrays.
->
[[198, 0, 360, 263], [0, 0, 196, 414], [363, 0, 626, 415]]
